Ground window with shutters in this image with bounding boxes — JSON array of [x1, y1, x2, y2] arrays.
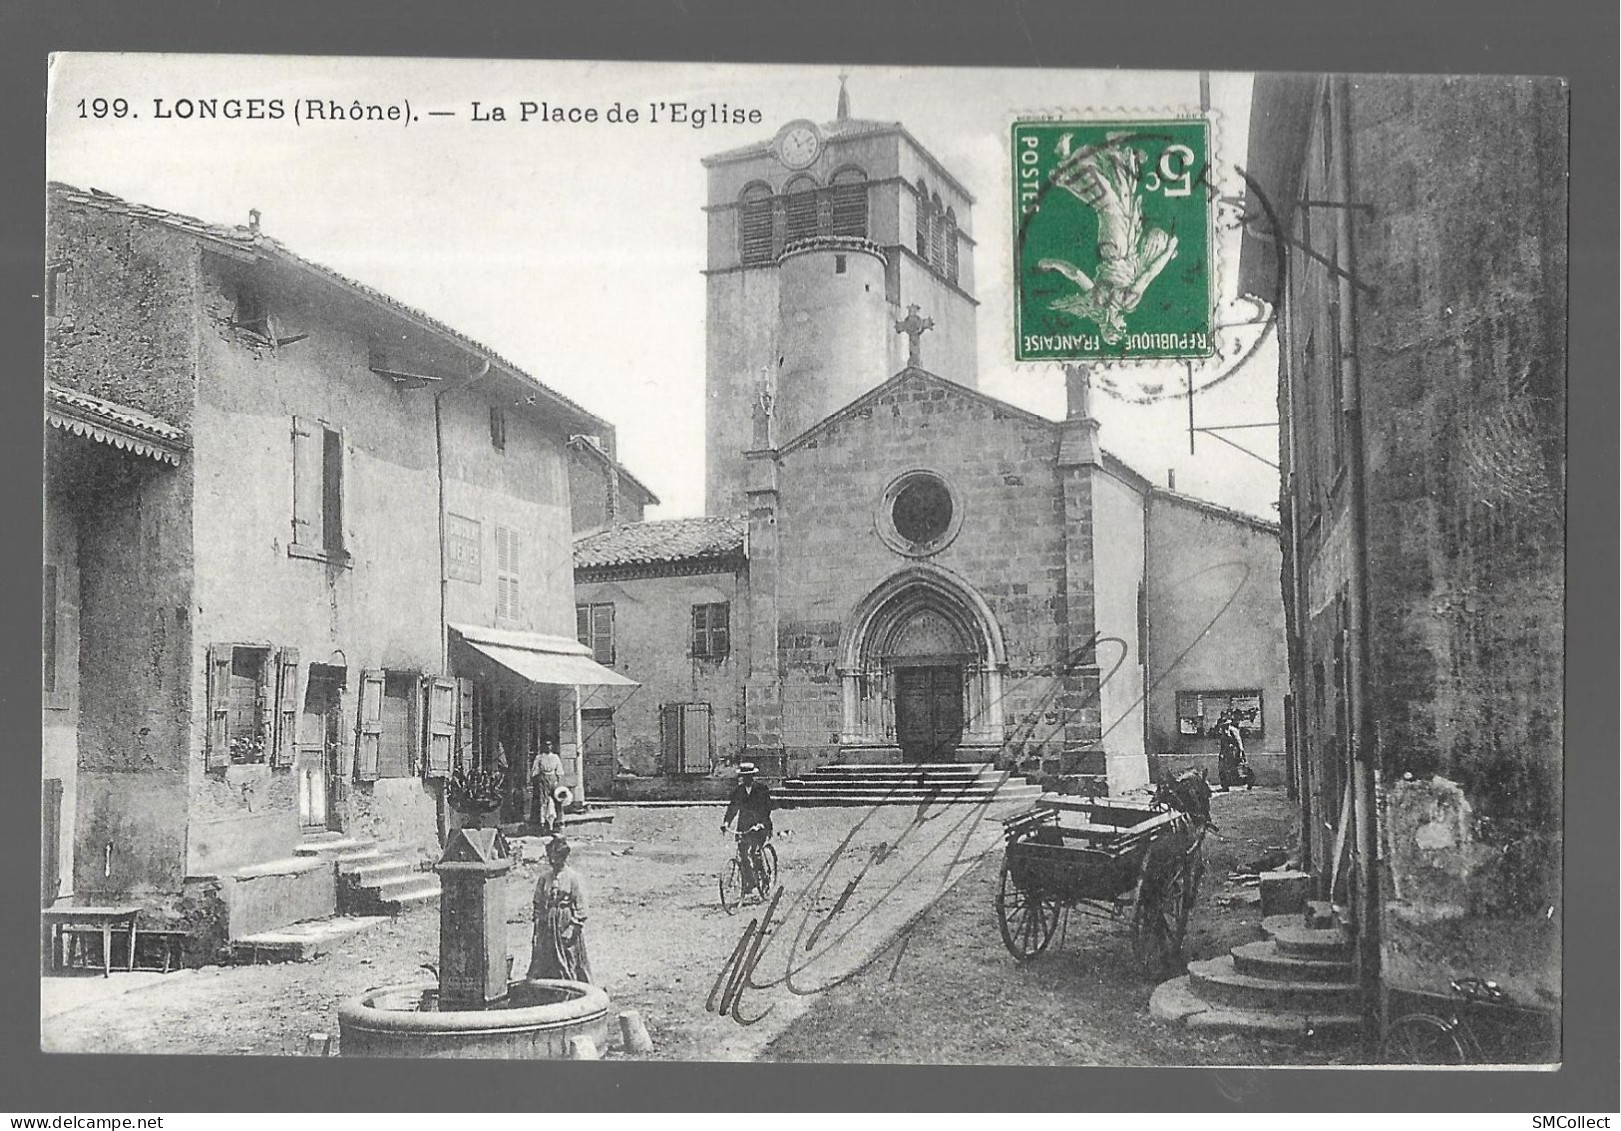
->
[[660, 702, 714, 775], [739, 183, 775, 266], [576, 602, 615, 666], [290, 417, 348, 564], [377, 671, 420, 778], [915, 179, 931, 256], [929, 192, 946, 269], [783, 176, 820, 247], [206, 644, 273, 768], [830, 168, 868, 237], [494, 523, 521, 621], [692, 602, 730, 659], [943, 207, 959, 284], [489, 406, 507, 452]]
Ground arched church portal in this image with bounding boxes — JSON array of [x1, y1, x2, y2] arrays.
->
[[838, 568, 1007, 761]]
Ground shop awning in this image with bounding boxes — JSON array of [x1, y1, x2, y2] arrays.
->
[[450, 623, 638, 688]]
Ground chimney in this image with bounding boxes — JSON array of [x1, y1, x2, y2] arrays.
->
[[1167, 469, 1177, 491]]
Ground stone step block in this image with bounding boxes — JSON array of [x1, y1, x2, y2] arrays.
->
[[1186, 955, 1359, 1013], [1261, 915, 1355, 960], [375, 879, 441, 914], [1229, 940, 1353, 983], [1259, 870, 1311, 918], [1149, 975, 1362, 1039]]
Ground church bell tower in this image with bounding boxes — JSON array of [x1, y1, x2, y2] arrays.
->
[[701, 80, 980, 516]]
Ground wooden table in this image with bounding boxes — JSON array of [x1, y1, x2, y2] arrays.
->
[[42, 906, 140, 977]]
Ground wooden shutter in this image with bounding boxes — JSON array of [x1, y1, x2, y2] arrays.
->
[[660, 704, 681, 775], [426, 678, 455, 777], [740, 187, 773, 266], [831, 171, 867, 238], [291, 417, 323, 549], [785, 189, 818, 244], [592, 604, 614, 665], [495, 525, 519, 619], [661, 703, 713, 775], [355, 669, 384, 780], [682, 703, 714, 774], [206, 644, 232, 769], [273, 647, 301, 768], [456, 678, 475, 771]]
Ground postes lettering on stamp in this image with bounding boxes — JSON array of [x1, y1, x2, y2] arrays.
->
[[1014, 118, 1214, 363]]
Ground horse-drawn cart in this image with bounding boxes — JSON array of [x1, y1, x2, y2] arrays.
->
[[995, 789, 1209, 977]]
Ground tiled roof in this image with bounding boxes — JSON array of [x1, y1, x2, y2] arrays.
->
[[574, 516, 747, 570], [47, 182, 608, 435], [46, 383, 189, 465]]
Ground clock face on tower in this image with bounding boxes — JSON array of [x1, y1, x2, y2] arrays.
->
[[773, 119, 823, 170]]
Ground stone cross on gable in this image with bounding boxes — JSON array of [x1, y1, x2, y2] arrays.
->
[[895, 304, 935, 368]]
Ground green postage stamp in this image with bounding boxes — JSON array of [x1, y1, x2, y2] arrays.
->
[[1013, 118, 1213, 363]]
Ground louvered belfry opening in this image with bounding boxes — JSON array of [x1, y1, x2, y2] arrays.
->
[[738, 167, 870, 267]]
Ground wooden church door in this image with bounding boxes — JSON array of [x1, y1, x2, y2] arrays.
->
[[894, 665, 964, 761]]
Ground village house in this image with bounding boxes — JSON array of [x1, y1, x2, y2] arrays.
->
[[571, 91, 1290, 802], [1241, 74, 1565, 1039], [43, 184, 632, 957]]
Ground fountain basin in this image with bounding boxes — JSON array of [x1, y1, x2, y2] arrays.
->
[[338, 978, 610, 1058]]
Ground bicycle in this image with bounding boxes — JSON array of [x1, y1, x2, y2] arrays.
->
[[1381, 977, 1561, 1065], [719, 823, 778, 914]]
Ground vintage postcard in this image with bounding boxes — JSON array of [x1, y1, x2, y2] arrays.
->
[[41, 55, 1565, 1070]]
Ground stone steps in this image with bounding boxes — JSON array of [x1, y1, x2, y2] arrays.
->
[[328, 840, 440, 917], [1150, 975, 1362, 1038], [1261, 914, 1355, 961], [779, 762, 1043, 808], [1150, 900, 1363, 1042], [1187, 955, 1359, 1012], [231, 915, 390, 963], [1229, 940, 1353, 983]]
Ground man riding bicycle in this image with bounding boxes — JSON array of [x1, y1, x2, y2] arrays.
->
[[721, 762, 774, 896]]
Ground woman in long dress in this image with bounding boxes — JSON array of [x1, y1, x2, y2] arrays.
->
[[528, 836, 592, 984]]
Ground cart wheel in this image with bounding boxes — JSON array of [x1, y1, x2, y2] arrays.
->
[[1381, 1013, 1476, 1065], [719, 859, 743, 915], [995, 855, 1061, 960], [1132, 852, 1192, 979]]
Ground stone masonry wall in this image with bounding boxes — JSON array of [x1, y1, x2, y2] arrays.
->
[[774, 372, 1071, 776], [1349, 76, 1565, 893]]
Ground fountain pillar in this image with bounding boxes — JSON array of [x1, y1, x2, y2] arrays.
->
[[435, 828, 512, 1010]]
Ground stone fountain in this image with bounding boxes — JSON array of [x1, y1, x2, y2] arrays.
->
[[337, 828, 609, 1058]]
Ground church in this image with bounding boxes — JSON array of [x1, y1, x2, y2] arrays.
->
[[573, 88, 1288, 800]]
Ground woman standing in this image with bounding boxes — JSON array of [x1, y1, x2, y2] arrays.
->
[[528, 837, 592, 984]]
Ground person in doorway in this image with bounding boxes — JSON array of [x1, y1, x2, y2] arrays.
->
[[528, 836, 592, 984], [1215, 711, 1251, 791], [530, 742, 566, 833], [722, 762, 775, 895]]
